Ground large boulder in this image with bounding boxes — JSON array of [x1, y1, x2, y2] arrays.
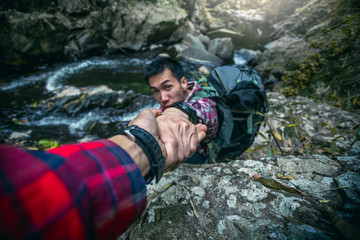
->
[[254, 35, 319, 75], [0, 11, 68, 67], [110, 1, 188, 51], [0, 0, 196, 75], [121, 153, 360, 239], [182, 33, 206, 50], [177, 47, 223, 67], [208, 37, 234, 60]]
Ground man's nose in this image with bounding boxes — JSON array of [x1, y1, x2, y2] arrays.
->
[[160, 91, 169, 102]]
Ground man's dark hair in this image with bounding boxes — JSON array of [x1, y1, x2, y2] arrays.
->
[[145, 56, 184, 84]]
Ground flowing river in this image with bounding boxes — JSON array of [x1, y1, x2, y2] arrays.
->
[[0, 47, 262, 147]]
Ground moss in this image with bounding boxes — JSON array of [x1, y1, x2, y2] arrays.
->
[[281, 53, 326, 97]]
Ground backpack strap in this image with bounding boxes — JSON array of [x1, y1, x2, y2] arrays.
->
[[231, 109, 256, 135], [192, 78, 220, 100], [207, 140, 221, 163]]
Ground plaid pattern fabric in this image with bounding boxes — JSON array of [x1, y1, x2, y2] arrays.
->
[[0, 139, 147, 240], [185, 81, 219, 158]]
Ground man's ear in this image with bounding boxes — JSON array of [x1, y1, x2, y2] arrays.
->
[[180, 77, 188, 90]]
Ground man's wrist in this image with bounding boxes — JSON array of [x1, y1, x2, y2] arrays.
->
[[170, 102, 198, 124], [115, 125, 165, 184], [108, 135, 150, 177]]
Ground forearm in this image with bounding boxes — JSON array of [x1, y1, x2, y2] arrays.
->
[[0, 141, 147, 239], [108, 134, 150, 177]]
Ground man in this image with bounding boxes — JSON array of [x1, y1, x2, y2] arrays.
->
[[145, 56, 219, 163], [0, 108, 207, 239]]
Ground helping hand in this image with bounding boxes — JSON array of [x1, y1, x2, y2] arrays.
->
[[129, 108, 206, 172], [155, 108, 207, 171]]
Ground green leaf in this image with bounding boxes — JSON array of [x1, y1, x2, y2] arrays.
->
[[251, 145, 266, 152], [253, 177, 305, 195], [272, 145, 277, 155], [267, 147, 273, 157], [258, 132, 268, 141], [330, 141, 336, 156], [38, 139, 58, 149], [330, 126, 336, 134]]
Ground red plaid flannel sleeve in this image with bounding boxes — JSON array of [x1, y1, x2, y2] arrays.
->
[[0, 139, 147, 240], [185, 82, 219, 139]]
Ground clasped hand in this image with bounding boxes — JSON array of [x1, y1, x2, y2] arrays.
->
[[129, 108, 207, 172]]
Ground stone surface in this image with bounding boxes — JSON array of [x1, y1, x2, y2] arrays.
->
[[177, 47, 223, 67], [120, 154, 360, 239], [208, 37, 234, 60], [244, 92, 360, 160]]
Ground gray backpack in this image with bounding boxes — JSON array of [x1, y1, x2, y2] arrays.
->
[[193, 64, 268, 161]]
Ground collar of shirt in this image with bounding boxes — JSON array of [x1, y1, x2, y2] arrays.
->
[[185, 81, 200, 102]]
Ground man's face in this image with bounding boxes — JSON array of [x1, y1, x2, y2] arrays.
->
[[148, 68, 188, 109]]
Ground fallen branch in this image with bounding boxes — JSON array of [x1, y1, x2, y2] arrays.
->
[[317, 185, 350, 193], [147, 181, 175, 208], [190, 199, 200, 221]]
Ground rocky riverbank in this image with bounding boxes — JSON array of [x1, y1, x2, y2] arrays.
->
[[1, 0, 359, 112]]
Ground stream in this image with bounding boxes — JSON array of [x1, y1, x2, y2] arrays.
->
[[0, 46, 264, 147]]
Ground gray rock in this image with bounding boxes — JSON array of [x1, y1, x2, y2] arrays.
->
[[9, 131, 32, 140], [182, 34, 206, 50], [207, 28, 244, 41], [121, 154, 360, 239], [177, 47, 223, 67], [256, 35, 319, 73], [334, 172, 360, 204], [208, 37, 234, 60], [58, 0, 90, 14], [246, 92, 360, 160]]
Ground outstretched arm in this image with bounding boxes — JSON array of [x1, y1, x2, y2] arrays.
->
[[0, 108, 206, 240]]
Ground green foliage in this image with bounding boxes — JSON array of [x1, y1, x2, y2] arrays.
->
[[311, 12, 360, 57], [279, 0, 360, 112], [35, 139, 59, 150], [281, 53, 326, 96]]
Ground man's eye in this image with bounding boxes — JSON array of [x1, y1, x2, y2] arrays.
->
[[165, 86, 172, 90], [151, 89, 159, 94]]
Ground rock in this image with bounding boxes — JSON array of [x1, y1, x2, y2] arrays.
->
[[58, 0, 91, 14], [0, 0, 196, 71], [182, 34, 206, 50], [245, 92, 360, 160], [177, 47, 223, 67], [121, 154, 360, 239], [75, 28, 103, 53], [206, 0, 226, 8], [233, 48, 261, 65], [207, 28, 244, 41], [256, 35, 319, 74], [111, 1, 188, 51], [334, 172, 360, 204], [4, 11, 68, 56], [208, 37, 234, 60], [9, 131, 31, 140], [51, 86, 81, 99], [336, 156, 360, 173]]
